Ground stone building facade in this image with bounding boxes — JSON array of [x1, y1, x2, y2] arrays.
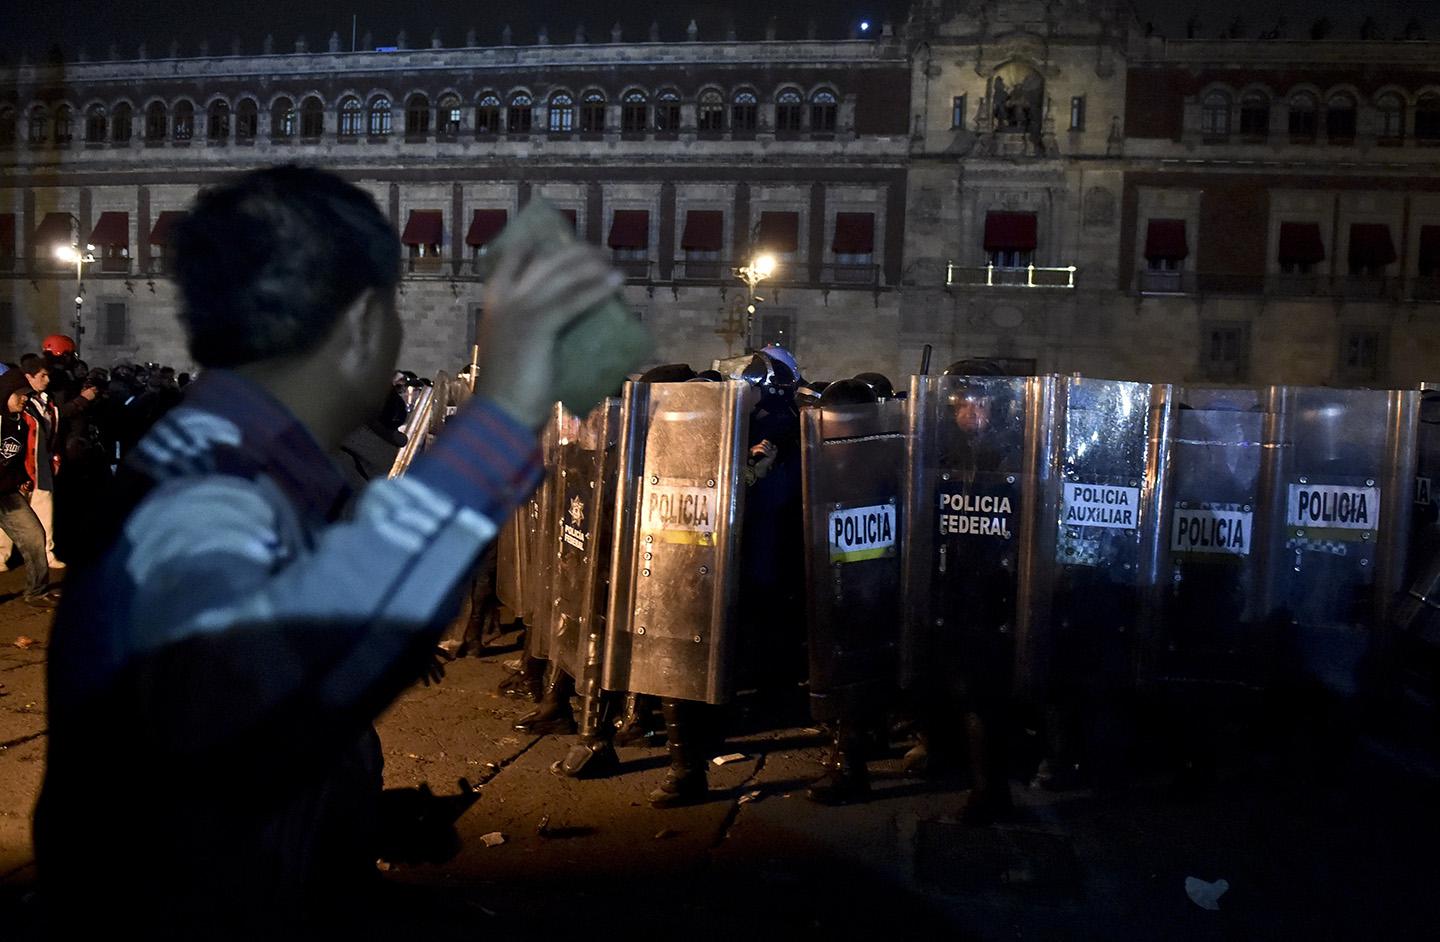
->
[[2, 1, 1439, 387]]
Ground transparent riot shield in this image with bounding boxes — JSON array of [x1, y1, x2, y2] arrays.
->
[[546, 399, 623, 713], [1146, 388, 1282, 691], [801, 398, 908, 721], [1043, 378, 1172, 696], [495, 511, 527, 620], [602, 380, 754, 704], [1262, 386, 1418, 694], [1407, 388, 1440, 587], [901, 375, 1058, 702], [523, 409, 564, 658]]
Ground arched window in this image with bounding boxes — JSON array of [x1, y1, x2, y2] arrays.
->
[[1417, 94, 1440, 143], [698, 89, 725, 131], [732, 90, 758, 132], [172, 100, 194, 141], [338, 96, 362, 137], [85, 105, 108, 144], [811, 89, 838, 132], [145, 102, 166, 141], [112, 102, 132, 143], [655, 89, 680, 132], [776, 88, 803, 132], [548, 93, 574, 132], [476, 94, 501, 135], [621, 90, 647, 132], [580, 91, 606, 132], [301, 96, 325, 138], [1288, 92, 1317, 140], [235, 99, 258, 142], [367, 96, 392, 136], [1239, 92, 1269, 138], [0, 108, 15, 148], [54, 105, 74, 146], [29, 105, 49, 145], [405, 94, 430, 137], [1200, 91, 1230, 137], [1377, 92, 1405, 141], [437, 94, 462, 137], [508, 93, 533, 133], [1326, 92, 1357, 142], [271, 97, 295, 139], [207, 100, 230, 142]]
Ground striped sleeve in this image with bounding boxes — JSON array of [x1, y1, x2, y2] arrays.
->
[[407, 396, 542, 521]]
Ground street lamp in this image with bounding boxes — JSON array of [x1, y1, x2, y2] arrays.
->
[[53, 234, 94, 357], [733, 253, 778, 345]]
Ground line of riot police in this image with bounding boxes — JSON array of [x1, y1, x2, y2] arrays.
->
[[416, 352, 1437, 817]]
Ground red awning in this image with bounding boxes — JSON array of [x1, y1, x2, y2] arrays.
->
[[34, 212, 77, 248], [465, 209, 508, 248], [983, 212, 1037, 252], [756, 212, 799, 253], [1144, 218, 1188, 260], [681, 211, 724, 252], [0, 214, 14, 253], [559, 209, 578, 231], [608, 210, 650, 249], [90, 211, 129, 246], [1419, 225, 1440, 276], [1277, 222, 1326, 265], [1348, 223, 1397, 269], [149, 211, 186, 246], [401, 210, 444, 246], [832, 212, 875, 254]]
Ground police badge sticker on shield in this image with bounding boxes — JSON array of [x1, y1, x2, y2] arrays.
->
[[827, 498, 898, 564]]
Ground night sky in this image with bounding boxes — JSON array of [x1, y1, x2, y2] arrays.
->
[[2, 1, 1433, 61]]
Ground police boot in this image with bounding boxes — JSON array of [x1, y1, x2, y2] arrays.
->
[[515, 666, 577, 735], [805, 724, 870, 805], [613, 693, 661, 746], [498, 652, 546, 701], [649, 699, 710, 808], [556, 693, 621, 779]]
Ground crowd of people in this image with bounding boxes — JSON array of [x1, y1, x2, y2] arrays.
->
[[0, 342, 190, 608]]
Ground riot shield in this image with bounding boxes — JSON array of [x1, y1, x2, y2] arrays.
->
[[546, 398, 624, 708], [901, 375, 1058, 702], [1262, 386, 1418, 694], [1146, 388, 1281, 691], [1407, 389, 1440, 587], [801, 398, 908, 721], [1042, 377, 1172, 696], [522, 408, 564, 658], [602, 380, 754, 704], [495, 511, 527, 620]]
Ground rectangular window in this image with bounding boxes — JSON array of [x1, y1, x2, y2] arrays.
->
[[102, 302, 129, 346], [1338, 327, 1385, 384], [655, 101, 681, 132], [776, 102, 803, 132], [952, 95, 968, 129], [476, 107, 500, 135], [1069, 96, 1086, 131], [749, 308, 797, 356], [622, 102, 647, 132], [508, 106, 532, 134], [1200, 321, 1248, 383], [580, 102, 606, 133]]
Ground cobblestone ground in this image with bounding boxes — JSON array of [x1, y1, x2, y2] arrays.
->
[[2, 563, 1440, 940]]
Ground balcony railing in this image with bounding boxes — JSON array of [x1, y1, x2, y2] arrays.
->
[[100, 256, 131, 274], [947, 262, 1076, 289], [1135, 268, 1407, 300]]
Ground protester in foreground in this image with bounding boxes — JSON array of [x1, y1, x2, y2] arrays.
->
[[0, 370, 58, 608], [36, 164, 631, 933]]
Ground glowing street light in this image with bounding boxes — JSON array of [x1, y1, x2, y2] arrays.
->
[[54, 232, 96, 356]]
